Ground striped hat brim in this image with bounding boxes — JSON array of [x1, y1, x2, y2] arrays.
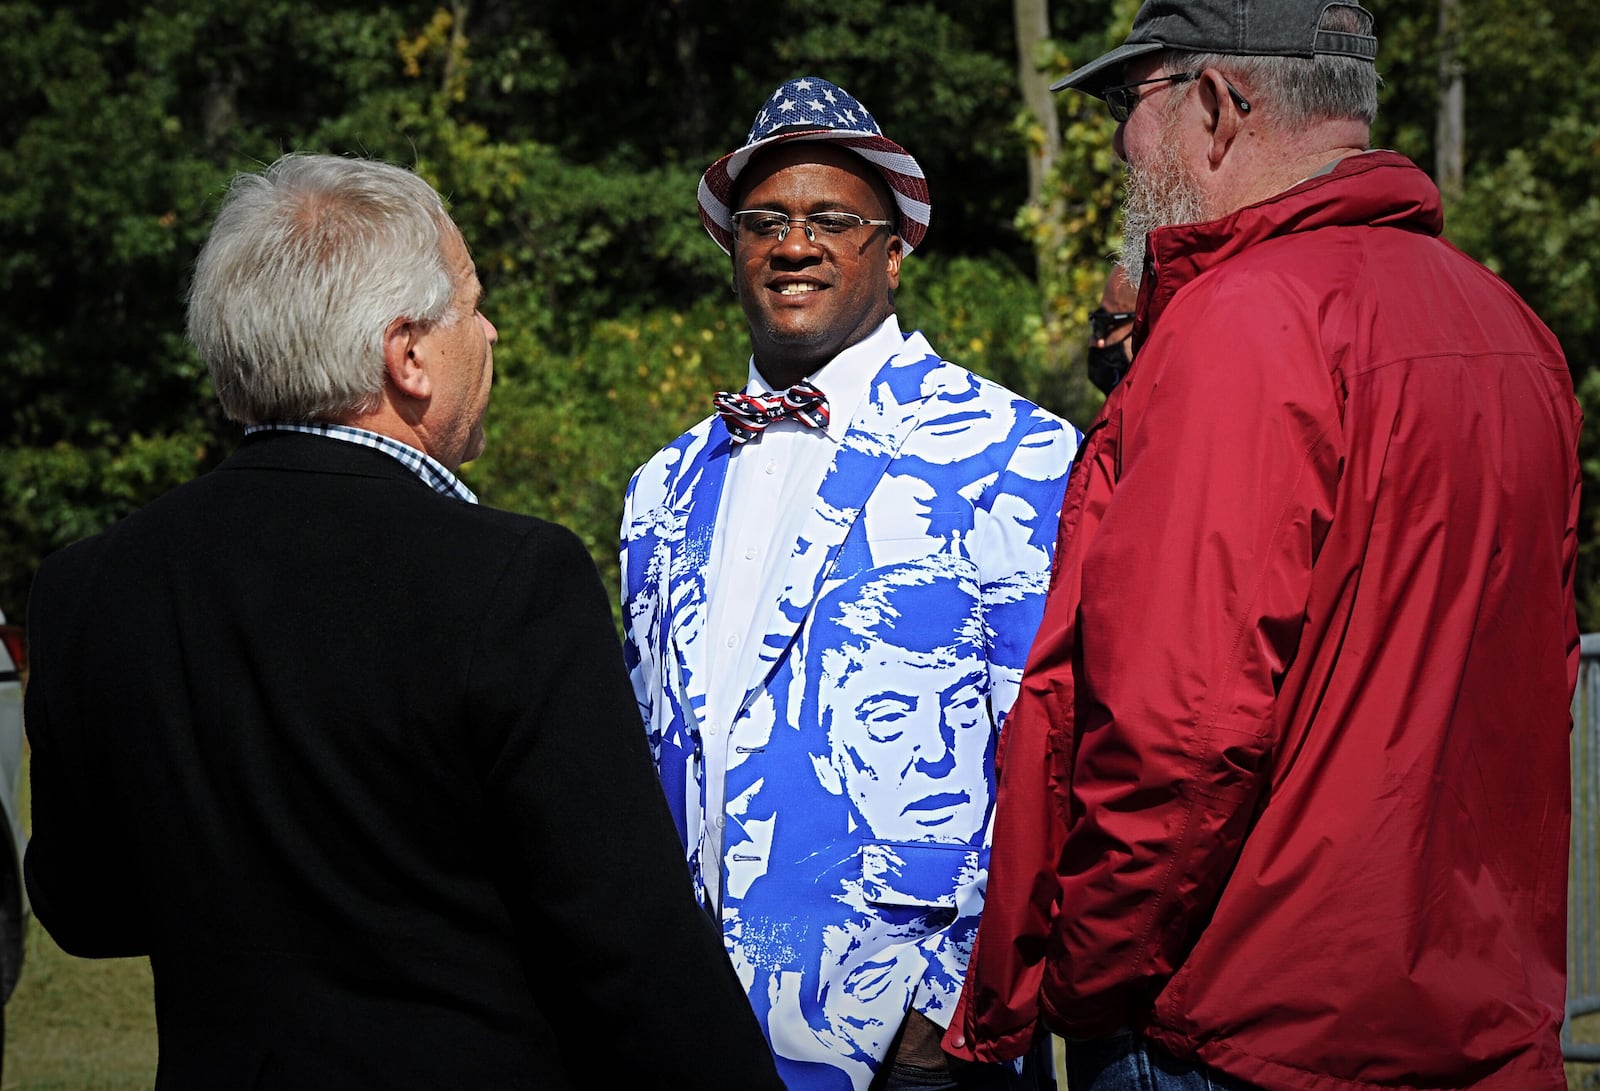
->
[[698, 129, 931, 256]]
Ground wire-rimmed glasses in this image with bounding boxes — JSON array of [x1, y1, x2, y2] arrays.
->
[[731, 210, 893, 245]]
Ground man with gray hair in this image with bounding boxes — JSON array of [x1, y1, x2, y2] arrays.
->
[[22, 152, 782, 1089], [946, 3, 1581, 1090]]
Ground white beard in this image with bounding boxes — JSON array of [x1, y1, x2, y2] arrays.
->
[[1119, 125, 1207, 292]]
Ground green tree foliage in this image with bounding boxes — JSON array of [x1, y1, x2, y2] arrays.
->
[[469, 300, 748, 567], [2, 0, 1597, 630]]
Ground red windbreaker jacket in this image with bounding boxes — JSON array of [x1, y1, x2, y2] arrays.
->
[[946, 152, 1581, 1090]]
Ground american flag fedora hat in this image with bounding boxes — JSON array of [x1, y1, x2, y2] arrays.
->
[[697, 76, 931, 255]]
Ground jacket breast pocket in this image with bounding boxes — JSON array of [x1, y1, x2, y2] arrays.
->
[[862, 524, 981, 572], [860, 841, 978, 910]]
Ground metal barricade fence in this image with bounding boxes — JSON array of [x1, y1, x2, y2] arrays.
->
[[1568, 633, 1600, 1062]]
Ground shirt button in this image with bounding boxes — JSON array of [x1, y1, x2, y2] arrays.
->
[[764, 462, 776, 475], [952, 1035, 966, 1048], [715, 815, 726, 829], [744, 547, 757, 560], [725, 636, 737, 648]]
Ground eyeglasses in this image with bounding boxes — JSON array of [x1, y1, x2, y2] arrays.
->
[[731, 209, 893, 245], [1100, 71, 1251, 123], [1089, 308, 1135, 340], [1101, 72, 1199, 122]]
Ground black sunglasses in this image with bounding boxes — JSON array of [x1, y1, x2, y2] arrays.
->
[[1090, 308, 1136, 340]]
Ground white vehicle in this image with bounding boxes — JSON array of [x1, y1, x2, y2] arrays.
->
[[0, 607, 26, 1058]]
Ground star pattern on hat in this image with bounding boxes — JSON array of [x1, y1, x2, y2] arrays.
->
[[753, 78, 880, 141]]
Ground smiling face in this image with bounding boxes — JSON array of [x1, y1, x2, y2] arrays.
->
[[731, 143, 903, 389]]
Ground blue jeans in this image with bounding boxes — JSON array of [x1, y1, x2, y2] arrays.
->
[[1064, 1034, 1256, 1091]]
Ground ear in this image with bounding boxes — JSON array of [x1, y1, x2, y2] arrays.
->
[[1200, 68, 1248, 168], [382, 315, 431, 400], [884, 234, 903, 291]]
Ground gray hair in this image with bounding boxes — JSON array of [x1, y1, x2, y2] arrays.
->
[[1167, 5, 1380, 129], [188, 153, 459, 424]]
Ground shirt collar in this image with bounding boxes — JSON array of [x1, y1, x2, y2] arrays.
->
[[745, 314, 904, 443], [243, 422, 479, 504]]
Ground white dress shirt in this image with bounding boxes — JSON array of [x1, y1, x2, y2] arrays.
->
[[699, 315, 905, 910]]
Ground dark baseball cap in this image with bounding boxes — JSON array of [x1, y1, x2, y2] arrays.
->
[[1052, 0, 1377, 96]]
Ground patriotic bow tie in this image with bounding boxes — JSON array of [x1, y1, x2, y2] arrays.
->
[[713, 380, 830, 446]]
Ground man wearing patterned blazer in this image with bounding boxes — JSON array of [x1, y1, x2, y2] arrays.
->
[[621, 76, 1081, 1091]]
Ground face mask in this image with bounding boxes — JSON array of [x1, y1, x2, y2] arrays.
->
[[1088, 341, 1131, 395]]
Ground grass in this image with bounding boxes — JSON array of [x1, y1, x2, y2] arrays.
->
[[3, 929, 156, 1090], [1569, 1011, 1600, 1091], [3, 742, 157, 1090]]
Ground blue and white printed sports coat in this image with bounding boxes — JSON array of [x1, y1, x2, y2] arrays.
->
[[621, 328, 1077, 1091]]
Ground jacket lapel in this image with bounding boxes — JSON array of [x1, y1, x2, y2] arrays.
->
[[664, 423, 735, 729], [737, 337, 948, 706]]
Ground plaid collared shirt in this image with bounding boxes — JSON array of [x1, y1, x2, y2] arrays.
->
[[244, 422, 479, 504]]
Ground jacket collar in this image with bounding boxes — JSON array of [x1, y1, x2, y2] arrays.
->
[[1136, 150, 1443, 342], [222, 429, 438, 489]]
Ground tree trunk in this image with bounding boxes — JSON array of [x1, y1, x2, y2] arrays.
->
[[201, 63, 242, 153], [667, 0, 710, 153], [1013, 0, 1084, 411], [1014, 0, 1060, 206], [1435, 0, 1464, 202], [442, 0, 470, 99]]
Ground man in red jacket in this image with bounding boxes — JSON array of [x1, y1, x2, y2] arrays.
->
[[944, 2, 1582, 1089]]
